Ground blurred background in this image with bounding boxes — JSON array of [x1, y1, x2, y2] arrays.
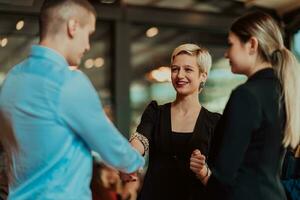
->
[[0, 0, 300, 137]]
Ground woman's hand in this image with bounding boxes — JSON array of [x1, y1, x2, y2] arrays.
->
[[190, 149, 208, 179]]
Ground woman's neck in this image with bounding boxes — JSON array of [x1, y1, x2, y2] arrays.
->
[[247, 61, 272, 77], [172, 93, 201, 114]]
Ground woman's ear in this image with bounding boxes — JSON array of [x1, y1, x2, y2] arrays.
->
[[247, 36, 259, 55], [200, 71, 208, 82]]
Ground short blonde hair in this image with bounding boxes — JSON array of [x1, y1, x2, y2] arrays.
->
[[39, 0, 96, 39], [171, 43, 212, 74]]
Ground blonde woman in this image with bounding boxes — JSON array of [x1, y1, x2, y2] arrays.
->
[[191, 11, 300, 200], [126, 44, 221, 200]]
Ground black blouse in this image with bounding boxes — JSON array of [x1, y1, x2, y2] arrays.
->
[[136, 101, 221, 200]]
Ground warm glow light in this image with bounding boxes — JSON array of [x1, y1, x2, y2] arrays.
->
[[149, 66, 171, 82], [16, 20, 25, 30], [146, 27, 159, 38], [68, 66, 78, 71], [1, 38, 8, 47], [94, 57, 104, 68], [84, 59, 94, 69]]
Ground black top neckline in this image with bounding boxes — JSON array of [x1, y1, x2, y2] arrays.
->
[[167, 103, 205, 134], [172, 131, 193, 135]]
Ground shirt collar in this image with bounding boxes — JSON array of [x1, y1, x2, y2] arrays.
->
[[29, 45, 69, 68]]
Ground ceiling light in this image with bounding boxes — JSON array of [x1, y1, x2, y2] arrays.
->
[[1, 38, 8, 47], [84, 59, 94, 69], [146, 27, 159, 38], [16, 20, 25, 31], [101, 0, 116, 4], [94, 57, 104, 68]]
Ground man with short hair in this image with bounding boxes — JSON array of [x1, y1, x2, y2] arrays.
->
[[0, 0, 144, 199]]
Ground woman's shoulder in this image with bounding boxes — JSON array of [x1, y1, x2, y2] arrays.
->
[[146, 100, 159, 110], [144, 100, 169, 111], [201, 107, 221, 126], [231, 82, 261, 102], [142, 100, 169, 117]]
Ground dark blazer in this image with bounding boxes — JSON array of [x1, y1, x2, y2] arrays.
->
[[207, 68, 287, 200], [136, 101, 220, 200]]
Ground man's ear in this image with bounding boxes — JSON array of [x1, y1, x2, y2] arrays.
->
[[247, 36, 259, 55], [67, 19, 78, 38]]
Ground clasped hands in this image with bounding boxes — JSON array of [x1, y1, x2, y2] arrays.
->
[[190, 149, 210, 182]]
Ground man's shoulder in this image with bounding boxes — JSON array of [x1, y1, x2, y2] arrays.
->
[[63, 68, 90, 85], [59, 69, 95, 95]]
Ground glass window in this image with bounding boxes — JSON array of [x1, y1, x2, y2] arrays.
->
[[79, 21, 113, 120], [291, 29, 300, 62], [0, 17, 113, 118], [0, 15, 39, 85]]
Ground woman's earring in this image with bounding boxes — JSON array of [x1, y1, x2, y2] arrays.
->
[[200, 82, 205, 88]]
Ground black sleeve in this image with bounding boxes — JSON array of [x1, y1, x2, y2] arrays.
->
[[209, 112, 222, 135], [207, 86, 262, 196], [136, 101, 158, 141], [207, 112, 222, 157]]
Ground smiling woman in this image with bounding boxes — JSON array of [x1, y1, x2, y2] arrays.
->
[[123, 43, 221, 200]]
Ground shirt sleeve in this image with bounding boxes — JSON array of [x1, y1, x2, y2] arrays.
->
[[207, 86, 262, 194], [58, 71, 144, 173], [136, 101, 158, 141]]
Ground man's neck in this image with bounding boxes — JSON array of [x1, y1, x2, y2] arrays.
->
[[39, 37, 68, 60]]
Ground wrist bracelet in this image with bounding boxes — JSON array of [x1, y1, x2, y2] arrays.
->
[[204, 164, 209, 177], [129, 132, 149, 154], [200, 164, 209, 181]]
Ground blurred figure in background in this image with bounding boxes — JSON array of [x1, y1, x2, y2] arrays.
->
[[91, 161, 121, 200], [0, 111, 17, 200], [124, 43, 221, 200], [120, 175, 141, 200], [0, 144, 8, 200], [192, 11, 300, 200], [0, 0, 144, 199], [281, 145, 300, 200], [91, 160, 141, 200]]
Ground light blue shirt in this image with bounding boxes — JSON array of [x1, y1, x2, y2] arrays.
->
[[0, 45, 144, 200]]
